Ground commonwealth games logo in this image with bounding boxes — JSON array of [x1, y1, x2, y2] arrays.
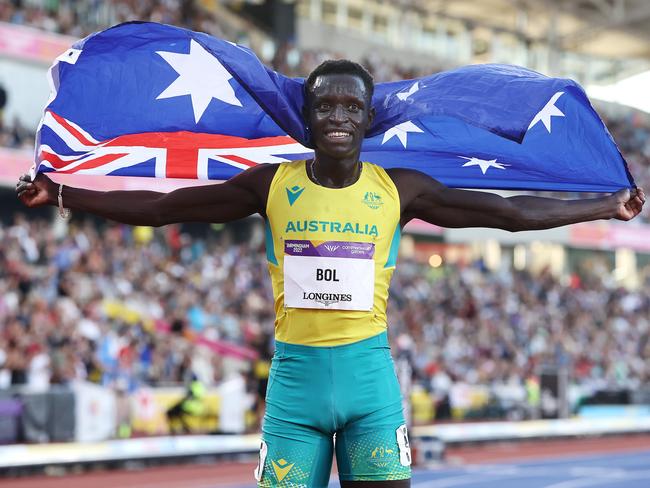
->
[[323, 244, 340, 252]]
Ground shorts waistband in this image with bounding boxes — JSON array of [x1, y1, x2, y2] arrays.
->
[[275, 331, 389, 356]]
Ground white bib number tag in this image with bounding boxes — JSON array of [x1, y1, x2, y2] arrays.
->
[[283, 240, 375, 311]]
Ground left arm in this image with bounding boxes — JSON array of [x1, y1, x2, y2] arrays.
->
[[389, 169, 645, 231]]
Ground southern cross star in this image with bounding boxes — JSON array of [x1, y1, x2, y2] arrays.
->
[[528, 92, 565, 133], [381, 121, 424, 148], [460, 156, 508, 175], [396, 82, 419, 101], [156, 39, 242, 123]]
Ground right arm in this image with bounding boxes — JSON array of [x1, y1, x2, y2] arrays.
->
[[16, 164, 278, 226]]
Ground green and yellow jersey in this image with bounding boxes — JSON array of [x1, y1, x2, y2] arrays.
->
[[264, 160, 401, 346]]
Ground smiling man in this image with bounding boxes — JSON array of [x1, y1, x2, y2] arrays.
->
[[16, 59, 645, 487]]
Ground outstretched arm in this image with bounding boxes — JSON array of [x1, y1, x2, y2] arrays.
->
[[390, 169, 645, 231], [16, 164, 277, 226]]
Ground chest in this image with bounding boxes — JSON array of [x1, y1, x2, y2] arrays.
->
[[271, 182, 398, 244]]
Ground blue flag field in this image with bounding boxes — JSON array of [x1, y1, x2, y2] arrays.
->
[[34, 21, 635, 193]]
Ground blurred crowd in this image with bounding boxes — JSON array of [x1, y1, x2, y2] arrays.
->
[[0, 0, 210, 39], [0, 0, 434, 80], [0, 216, 274, 392], [1, 216, 648, 402], [0, 116, 33, 150], [0, 82, 34, 149], [605, 110, 650, 209], [390, 260, 649, 413]]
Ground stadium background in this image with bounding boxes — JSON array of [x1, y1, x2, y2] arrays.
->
[[1, 0, 650, 486]]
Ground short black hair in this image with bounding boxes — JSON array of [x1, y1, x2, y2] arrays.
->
[[305, 59, 374, 101]]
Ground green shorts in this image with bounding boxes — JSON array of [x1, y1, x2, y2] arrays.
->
[[255, 332, 411, 487]]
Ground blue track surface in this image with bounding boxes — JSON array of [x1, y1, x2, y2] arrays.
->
[[402, 450, 650, 488]]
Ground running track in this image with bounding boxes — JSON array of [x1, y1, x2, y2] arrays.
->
[[406, 450, 650, 488], [6, 435, 650, 487]]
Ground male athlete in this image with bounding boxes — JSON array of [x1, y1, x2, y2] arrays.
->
[[17, 60, 645, 487]]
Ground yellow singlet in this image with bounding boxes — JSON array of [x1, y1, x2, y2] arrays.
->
[[265, 160, 401, 346]]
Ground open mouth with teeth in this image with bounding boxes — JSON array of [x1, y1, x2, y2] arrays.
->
[[325, 130, 353, 140]]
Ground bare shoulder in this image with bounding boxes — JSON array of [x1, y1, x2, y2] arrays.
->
[[229, 163, 280, 208], [385, 167, 435, 188], [231, 163, 279, 188], [386, 167, 444, 206], [385, 167, 419, 180]]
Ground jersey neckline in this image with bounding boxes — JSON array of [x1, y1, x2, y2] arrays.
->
[[303, 159, 366, 190]]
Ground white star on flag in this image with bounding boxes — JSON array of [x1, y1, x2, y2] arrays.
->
[[460, 156, 508, 174], [528, 92, 565, 133], [381, 121, 423, 148], [156, 39, 242, 123], [396, 82, 419, 101]]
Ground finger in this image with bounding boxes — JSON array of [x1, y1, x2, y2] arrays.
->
[[16, 182, 33, 193], [634, 190, 644, 202], [629, 202, 641, 214], [625, 197, 640, 210], [634, 198, 645, 212]]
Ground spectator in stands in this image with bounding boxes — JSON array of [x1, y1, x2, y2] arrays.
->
[[7, 343, 26, 387]]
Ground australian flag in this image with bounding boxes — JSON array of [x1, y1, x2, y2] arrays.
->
[[35, 22, 635, 193]]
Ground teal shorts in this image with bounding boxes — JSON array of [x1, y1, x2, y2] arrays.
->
[[255, 332, 411, 487]]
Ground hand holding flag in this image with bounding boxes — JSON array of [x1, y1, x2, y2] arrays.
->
[[613, 187, 646, 221]]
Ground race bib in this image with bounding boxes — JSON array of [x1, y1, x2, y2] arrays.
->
[[284, 240, 375, 311]]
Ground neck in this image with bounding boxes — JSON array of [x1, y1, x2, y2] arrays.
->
[[310, 153, 362, 188]]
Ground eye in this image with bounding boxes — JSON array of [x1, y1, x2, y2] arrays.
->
[[317, 102, 331, 111], [348, 104, 360, 112]]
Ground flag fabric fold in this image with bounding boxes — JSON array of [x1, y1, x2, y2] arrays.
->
[[35, 21, 635, 193]]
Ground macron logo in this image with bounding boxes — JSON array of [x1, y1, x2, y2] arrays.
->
[[272, 459, 294, 481], [286, 185, 305, 206]]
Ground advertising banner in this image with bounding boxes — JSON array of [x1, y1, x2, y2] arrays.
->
[[0, 22, 75, 64], [74, 381, 117, 442]]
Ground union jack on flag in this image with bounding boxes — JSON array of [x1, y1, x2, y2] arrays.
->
[[39, 110, 310, 180], [35, 22, 634, 192]]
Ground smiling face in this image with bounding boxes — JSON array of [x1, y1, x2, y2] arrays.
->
[[306, 73, 374, 161]]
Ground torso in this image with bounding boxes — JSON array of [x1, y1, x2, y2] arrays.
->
[[264, 160, 402, 346]]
